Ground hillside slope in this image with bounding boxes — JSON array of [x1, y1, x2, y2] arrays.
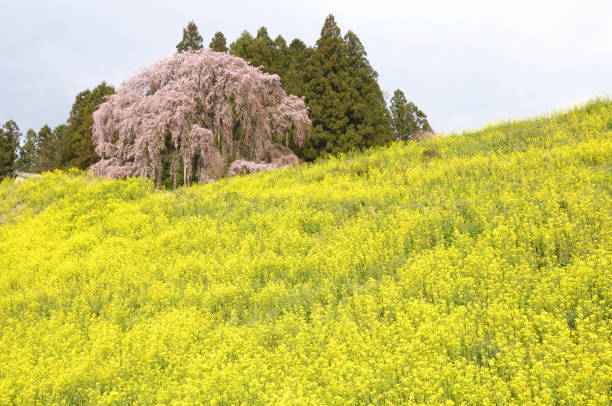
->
[[0, 100, 610, 404]]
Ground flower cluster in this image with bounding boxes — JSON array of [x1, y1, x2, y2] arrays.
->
[[0, 99, 610, 404], [90, 49, 311, 185]]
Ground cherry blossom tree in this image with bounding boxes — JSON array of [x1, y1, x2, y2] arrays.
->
[[90, 49, 311, 186]]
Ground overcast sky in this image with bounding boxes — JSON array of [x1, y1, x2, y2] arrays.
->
[[1, 0, 611, 136]]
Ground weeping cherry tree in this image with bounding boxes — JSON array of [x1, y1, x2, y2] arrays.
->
[[90, 49, 311, 187]]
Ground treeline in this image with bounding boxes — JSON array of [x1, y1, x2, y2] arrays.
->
[[183, 15, 432, 160], [0, 83, 114, 179], [0, 14, 431, 180]]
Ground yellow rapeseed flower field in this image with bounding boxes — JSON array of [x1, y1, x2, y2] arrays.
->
[[0, 99, 610, 405]]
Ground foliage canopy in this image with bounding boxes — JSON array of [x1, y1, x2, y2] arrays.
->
[[0, 120, 20, 179], [90, 49, 311, 186], [229, 15, 394, 161], [390, 89, 432, 140], [176, 21, 203, 53]]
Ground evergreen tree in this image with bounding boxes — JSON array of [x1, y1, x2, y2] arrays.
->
[[230, 30, 255, 61], [17, 129, 38, 171], [390, 89, 432, 140], [230, 28, 293, 78], [176, 21, 203, 53], [289, 38, 306, 52], [283, 39, 310, 96], [57, 82, 115, 169], [32, 82, 115, 172], [298, 15, 392, 160], [298, 14, 349, 160], [223, 17, 393, 160], [209, 31, 228, 52], [0, 120, 20, 179], [34, 124, 57, 172], [342, 30, 393, 149], [270, 35, 289, 75], [250, 27, 274, 71]]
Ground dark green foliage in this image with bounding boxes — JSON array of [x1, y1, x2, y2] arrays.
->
[[341, 30, 393, 150], [35, 125, 58, 172], [225, 15, 402, 160], [390, 89, 432, 141], [58, 82, 116, 169], [288, 38, 306, 52], [283, 39, 311, 96], [225, 16, 395, 161], [176, 21, 203, 53], [297, 15, 393, 160], [230, 31, 255, 61], [209, 31, 228, 52], [29, 83, 115, 172], [297, 16, 349, 160], [251, 27, 274, 70], [17, 129, 38, 171], [0, 120, 20, 179], [230, 27, 290, 77], [269, 35, 289, 75]]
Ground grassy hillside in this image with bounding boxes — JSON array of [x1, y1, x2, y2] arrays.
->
[[0, 100, 610, 405]]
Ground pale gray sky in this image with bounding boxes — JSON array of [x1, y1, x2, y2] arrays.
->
[[1, 0, 611, 135]]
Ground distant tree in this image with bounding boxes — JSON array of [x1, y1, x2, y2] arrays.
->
[[223, 17, 393, 160], [249, 27, 274, 70], [176, 21, 203, 53], [91, 50, 311, 187], [390, 89, 432, 140], [209, 31, 228, 52], [28, 83, 115, 172], [282, 39, 310, 96], [0, 120, 20, 179], [230, 31, 255, 61], [230, 28, 268, 69], [230, 28, 293, 79], [270, 35, 289, 75], [229, 29, 309, 101], [342, 30, 393, 149], [297, 15, 349, 160], [298, 14, 392, 160], [57, 82, 116, 169], [34, 124, 57, 172], [288, 38, 306, 53], [273, 35, 287, 49], [17, 129, 38, 171]]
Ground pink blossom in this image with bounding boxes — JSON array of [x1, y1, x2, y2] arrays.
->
[[90, 49, 311, 185]]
